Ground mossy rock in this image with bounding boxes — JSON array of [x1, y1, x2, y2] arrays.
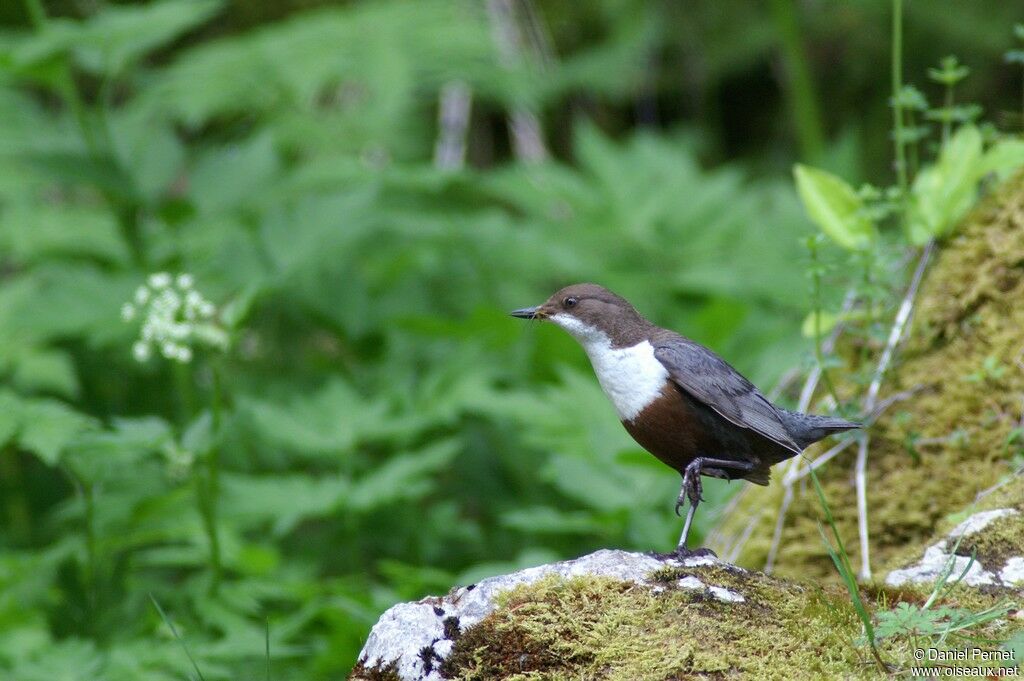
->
[[712, 174, 1024, 584], [439, 568, 865, 680], [351, 549, 887, 680], [352, 548, 1020, 680]]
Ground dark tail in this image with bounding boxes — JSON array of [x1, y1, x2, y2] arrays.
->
[[780, 410, 861, 450]]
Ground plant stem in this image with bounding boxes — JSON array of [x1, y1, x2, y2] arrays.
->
[[809, 239, 840, 405], [891, 0, 908, 202], [854, 436, 872, 579], [178, 358, 222, 594], [0, 448, 33, 544], [906, 109, 919, 178], [854, 240, 935, 581], [78, 476, 98, 631], [174, 362, 197, 425], [203, 362, 225, 595], [198, 466, 222, 596], [942, 83, 953, 145], [769, 0, 826, 163], [863, 241, 934, 412]]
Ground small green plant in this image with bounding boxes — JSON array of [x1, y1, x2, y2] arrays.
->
[[873, 527, 1013, 662], [1001, 427, 1024, 459], [964, 355, 1007, 383], [926, 55, 978, 144], [893, 85, 930, 176], [808, 465, 888, 671], [123, 272, 232, 594]]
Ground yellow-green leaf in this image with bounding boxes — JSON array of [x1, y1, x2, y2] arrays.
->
[[906, 125, 983, 244], [793, 164, 877, 251]]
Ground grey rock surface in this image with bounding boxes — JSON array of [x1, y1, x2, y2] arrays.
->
[[354, 548, 746, 680], [885, 508, 1022, 588]]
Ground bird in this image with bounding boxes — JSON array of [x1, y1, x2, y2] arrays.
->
[[510, 283, 860, 557]]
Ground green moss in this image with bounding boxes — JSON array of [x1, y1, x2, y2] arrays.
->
[[440, 568, 875, 681], [952, 512, 1024, 574], [439, 562, 1023, 680], [879, 476, 1024, 577], [714, 174, 1024, 583]]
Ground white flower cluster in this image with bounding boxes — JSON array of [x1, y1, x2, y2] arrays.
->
[[121, 272, 228, 364]]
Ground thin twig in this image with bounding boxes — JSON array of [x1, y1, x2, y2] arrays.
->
[[771, 386, 919, 493], [863, 242, 934, 414], [974, 465, 1024, 502], [854, 239, 935, 580], [434, 81, 473, 171], [864, 385, 924, 424], [854, 436, 872, 579], [762, 290, 855, 572], [785, 438, 856, 485], [725, 509, 763, 564], [767, 365, 802, 402], [703, 483, 750, 551], [763, 482, 794, 574]]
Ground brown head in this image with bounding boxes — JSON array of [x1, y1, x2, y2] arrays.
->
[[510, 283, 653, 348]]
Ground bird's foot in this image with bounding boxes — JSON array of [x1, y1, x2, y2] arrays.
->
[[674, 467, 705, 516], [682, 464, 704, 505], [650, 545, 718, 561], [673, 545, 717, 559]]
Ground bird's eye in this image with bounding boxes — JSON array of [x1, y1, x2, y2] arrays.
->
[[563, 296, 578, 308]]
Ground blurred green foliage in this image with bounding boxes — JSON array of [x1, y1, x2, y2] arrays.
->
[[1, 0, 1022, 678]]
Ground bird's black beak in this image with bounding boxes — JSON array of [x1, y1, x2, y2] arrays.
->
[[510, 306, 541, 320]]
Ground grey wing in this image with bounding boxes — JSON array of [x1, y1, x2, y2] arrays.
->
[[653, 337, 802, 454]]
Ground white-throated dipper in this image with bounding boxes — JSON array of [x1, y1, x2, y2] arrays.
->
[[511, 283, 860, 556]]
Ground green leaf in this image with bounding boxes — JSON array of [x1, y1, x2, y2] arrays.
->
[[906, 125, 984, 244], [11, 349, 79, 398], [977, 138, 1024, 180], [793, 164, 876, 251], [501, 506, 605, 535], [16, 395, 96, 465], [189, 133, 280, 215], [7, 0, 222, 75], [241, 381, 370, 456], [0, 391, 21, 447], [800, 309, 867, 338], [221, 473, 350, 535], [346, 439, 460, 512], [0, 203, 129, 265]]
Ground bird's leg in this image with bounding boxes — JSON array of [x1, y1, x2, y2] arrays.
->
[[674, 457, 756, 558]]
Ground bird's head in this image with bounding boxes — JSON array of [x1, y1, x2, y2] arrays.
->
[[510, 283, 648, 347]]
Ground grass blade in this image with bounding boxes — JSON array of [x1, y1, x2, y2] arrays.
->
[[808, 466, 888, 671], [150, 594, 207, 681]]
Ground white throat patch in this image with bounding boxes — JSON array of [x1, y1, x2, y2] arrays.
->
[[550, 313, 669, 422]]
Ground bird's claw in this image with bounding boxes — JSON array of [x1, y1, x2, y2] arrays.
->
[[675, 466, 706, 516], [682, 468, 704, 505], [674, 546, 718, 559]]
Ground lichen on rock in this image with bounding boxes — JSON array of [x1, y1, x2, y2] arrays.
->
[[886, 507, 1024, 588]]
